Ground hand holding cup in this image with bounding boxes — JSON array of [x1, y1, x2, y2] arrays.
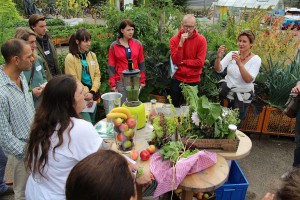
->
[[217, 45, 227, 58]]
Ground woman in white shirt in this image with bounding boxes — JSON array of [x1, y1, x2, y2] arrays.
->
[[25, 75, 106, 200], [214, 30, 261, 120]]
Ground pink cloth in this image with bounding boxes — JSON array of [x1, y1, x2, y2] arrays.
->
[[150, 150, 217, 197]]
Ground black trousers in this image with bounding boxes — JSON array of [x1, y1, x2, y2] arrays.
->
[[294, 108, 300, 167]]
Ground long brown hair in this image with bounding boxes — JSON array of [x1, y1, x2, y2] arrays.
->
[[25, 75, 80, 177], [66, 150, 136, 200]]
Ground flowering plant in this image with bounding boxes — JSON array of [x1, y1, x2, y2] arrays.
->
[[180, 84, 240, 139]]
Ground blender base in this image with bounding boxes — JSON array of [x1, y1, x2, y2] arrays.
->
[[122, 101, 145, 129]]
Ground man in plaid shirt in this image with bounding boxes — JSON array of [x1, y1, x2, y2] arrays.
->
[[0, 39, 35, 199]]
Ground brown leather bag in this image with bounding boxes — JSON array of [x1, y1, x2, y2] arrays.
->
[[284, 93, 299, 118]]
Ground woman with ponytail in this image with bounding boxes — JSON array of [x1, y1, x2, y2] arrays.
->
[[64, 28, 101, 124]]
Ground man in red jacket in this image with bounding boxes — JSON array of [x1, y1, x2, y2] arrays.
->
[[170, 14, 207, 107]]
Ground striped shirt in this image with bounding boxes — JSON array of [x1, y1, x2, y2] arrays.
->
[[0, 66, 35, 160]]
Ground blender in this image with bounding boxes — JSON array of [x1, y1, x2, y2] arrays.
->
[[122, 59, 145, 129]]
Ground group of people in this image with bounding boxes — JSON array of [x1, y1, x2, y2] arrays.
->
[[0, 13, 149, 200], [0, 12, 298, 200]]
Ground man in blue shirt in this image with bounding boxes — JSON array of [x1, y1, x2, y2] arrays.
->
[[0, 39, 35, 199]]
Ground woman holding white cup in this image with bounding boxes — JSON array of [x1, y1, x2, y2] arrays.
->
[[214, 30, 261, 120]]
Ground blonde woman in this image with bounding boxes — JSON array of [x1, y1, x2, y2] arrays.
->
[[14, 27, 47, 108]]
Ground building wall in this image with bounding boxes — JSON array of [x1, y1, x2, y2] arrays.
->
[[187, 0, 218, 8]]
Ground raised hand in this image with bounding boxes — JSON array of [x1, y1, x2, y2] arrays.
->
[[217, 45, 226, 58], [179, 33, 189, 46]]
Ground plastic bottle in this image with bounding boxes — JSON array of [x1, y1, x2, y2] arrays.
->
[[148, 99, 158, 122]]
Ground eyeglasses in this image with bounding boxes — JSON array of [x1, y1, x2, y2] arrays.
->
[[183, 25, 195, 29]]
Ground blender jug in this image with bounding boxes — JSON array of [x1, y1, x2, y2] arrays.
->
[[122, 59, 145, 129]]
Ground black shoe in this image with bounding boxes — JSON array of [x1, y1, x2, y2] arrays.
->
[[0, 186, 14, 196]]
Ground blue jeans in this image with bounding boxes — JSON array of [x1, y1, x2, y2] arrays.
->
[[0, 146, 8, 194], [170, 78, 201, 107], [293, 108, 300, 167]]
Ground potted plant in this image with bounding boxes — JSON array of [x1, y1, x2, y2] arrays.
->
[[149, 84, 240, 151]]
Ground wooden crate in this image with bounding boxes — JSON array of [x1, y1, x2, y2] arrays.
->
[[55, 36, 70, 45], [262, 106, 296, 136], [181, 137, 240, 151], [239, 105, 266, 133]]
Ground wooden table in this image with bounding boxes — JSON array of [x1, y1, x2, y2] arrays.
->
[[102, 103, 252, 200], [111, 138, 229, 200]]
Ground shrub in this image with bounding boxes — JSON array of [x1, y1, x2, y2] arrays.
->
[[257, 53, 300, 108]]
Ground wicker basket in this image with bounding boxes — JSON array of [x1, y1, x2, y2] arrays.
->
[[262, 106, 296, 136], [181, 136, 240, 151], [239, 105, 266, 133]]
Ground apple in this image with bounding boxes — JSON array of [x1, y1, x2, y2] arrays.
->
[[196, 192, 203, 200], [122, 140, 132, 149], [203, 193, 209, 199], [113, 117, 123, 126], [129, 150, 139, 161], [126, 118, 137, 129], [124, 128, 134, 138], [146, 145, 156, 154], [119, 123, 129, 132], [140, 150, 150, 161], [116, 133, 126, 142]]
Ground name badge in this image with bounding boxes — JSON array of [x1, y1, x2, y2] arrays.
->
[[91, 61, 96, 65], [44, 50, 50, 55], [36, 65, 42, 71]]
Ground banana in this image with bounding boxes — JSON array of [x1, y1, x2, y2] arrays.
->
[[106, 112, 128, 120], [110, 107, 132, 118]]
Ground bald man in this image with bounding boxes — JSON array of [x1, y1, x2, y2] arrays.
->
[[169, 14, 207, 107]]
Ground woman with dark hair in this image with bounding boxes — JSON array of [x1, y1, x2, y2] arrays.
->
[[66, 150, 137, 200], [214, 30, 261, 120], [65, 28, 101, 124], [108, 19, 146, 104], [25, 75, 106, 200]]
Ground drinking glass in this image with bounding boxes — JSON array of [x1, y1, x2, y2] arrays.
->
[[114, 115, 138, 153]]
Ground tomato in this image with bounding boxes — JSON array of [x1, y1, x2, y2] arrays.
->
[[140, 150, 150, 161]]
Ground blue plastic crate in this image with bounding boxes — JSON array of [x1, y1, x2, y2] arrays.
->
[[215, 160, 249, 200]]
